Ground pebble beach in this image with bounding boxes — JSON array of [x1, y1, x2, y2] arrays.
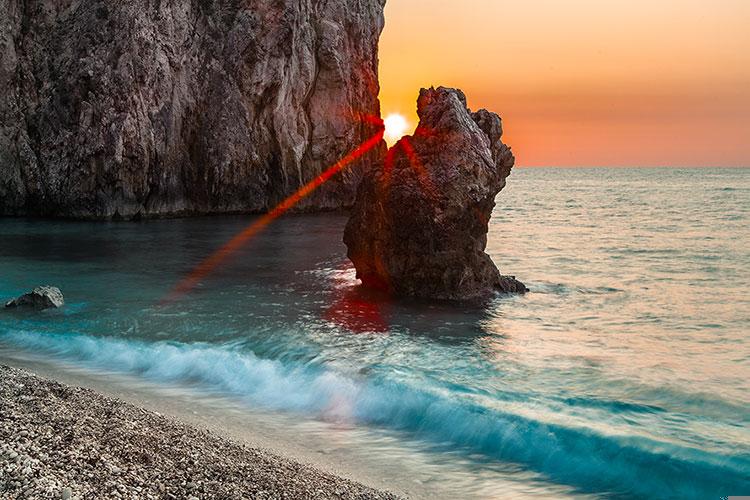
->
[[0, 365, 399, 499]]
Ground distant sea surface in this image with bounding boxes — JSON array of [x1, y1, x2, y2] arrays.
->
[[1, 167, 748, 498]]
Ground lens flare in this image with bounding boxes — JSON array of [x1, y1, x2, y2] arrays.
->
[[383, 113, 409, 144], [163, 127, 384, 303]]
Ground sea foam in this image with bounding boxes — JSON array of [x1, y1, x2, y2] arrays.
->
[[3, 329, 748, 499]]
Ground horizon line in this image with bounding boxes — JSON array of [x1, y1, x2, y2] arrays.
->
[[515, 164, 749, 169]]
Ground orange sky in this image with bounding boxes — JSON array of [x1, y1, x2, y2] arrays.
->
[[378, 0, 750, 167]]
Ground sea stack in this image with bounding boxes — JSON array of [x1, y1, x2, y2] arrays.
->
[[344, 86, 527, 300]]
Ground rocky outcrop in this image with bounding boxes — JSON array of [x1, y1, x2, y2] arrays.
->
[[5, 286, 64, 309], [0, 0, 386, 219], [344, 87, 527, 300]]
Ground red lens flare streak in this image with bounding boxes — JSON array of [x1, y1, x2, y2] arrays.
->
[[325, 132, 441, 334], [164, 126, 384, 303], [399, 137, 437, 196], [323, 266, 390, 335], [381, 145, 398, 188], [382, 136, 435, 192]]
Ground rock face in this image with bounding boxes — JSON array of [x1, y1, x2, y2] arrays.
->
[[344, 87, 527, 300], [0, 0, 386, 219], [5, 286, 65, 309]]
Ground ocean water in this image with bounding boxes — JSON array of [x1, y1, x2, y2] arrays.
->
[[1, 167, 748, 498]]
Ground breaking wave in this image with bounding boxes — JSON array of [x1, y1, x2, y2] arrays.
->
[[3, 329, 748, 498]]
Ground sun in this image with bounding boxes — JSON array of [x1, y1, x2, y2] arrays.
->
[[383, 113, 409, 144]]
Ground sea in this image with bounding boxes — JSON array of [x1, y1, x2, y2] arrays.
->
[[1, 167, 748, 498]]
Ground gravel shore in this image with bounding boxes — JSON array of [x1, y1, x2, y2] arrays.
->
[[0, 365, 399, 499]]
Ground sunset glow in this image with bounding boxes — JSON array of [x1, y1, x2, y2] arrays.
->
[[379, 0, 750, 167], [383, 113, 410, 144]]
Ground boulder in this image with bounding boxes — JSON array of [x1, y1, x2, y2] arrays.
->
[[5, 286, 65, 310], [344, 87, 527, 300], [0, 0, 386, 219]]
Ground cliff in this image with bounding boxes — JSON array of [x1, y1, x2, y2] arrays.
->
[[0, 0, 386, 219]]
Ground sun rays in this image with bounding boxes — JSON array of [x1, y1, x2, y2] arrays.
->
[[383, 113, 409, 145], [164, 109, 441, 304], [163, 121, 385, 303]]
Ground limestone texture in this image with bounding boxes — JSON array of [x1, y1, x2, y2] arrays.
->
[[344, 87, 527, 300], [0, 0, 386, 219]]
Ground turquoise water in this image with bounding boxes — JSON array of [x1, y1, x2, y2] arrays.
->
[[1, 167, 748, 498]]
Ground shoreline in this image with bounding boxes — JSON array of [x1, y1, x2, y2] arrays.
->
[[0, 207, 353, 223], [0, 349, 570, 500], [0, 364, 399, 499]]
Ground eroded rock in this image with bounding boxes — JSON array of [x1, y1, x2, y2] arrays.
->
[[0, 0, 386, 219], [6, 286, 65, 310], [344, 87, 527, 300]]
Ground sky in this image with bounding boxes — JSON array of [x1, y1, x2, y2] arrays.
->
[[378, 0, 750, 167]]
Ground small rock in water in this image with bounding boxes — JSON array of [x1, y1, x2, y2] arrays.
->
[[5, 286, 65, 310], [61, 487, 72, 500]]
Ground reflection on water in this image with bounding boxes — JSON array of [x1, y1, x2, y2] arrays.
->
[[1, 167, 749, 499]]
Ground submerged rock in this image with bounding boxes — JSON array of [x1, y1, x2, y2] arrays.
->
[[5, 286, 65, 310], [344, 87, 527, 300], [0, 0, 386, 219]]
